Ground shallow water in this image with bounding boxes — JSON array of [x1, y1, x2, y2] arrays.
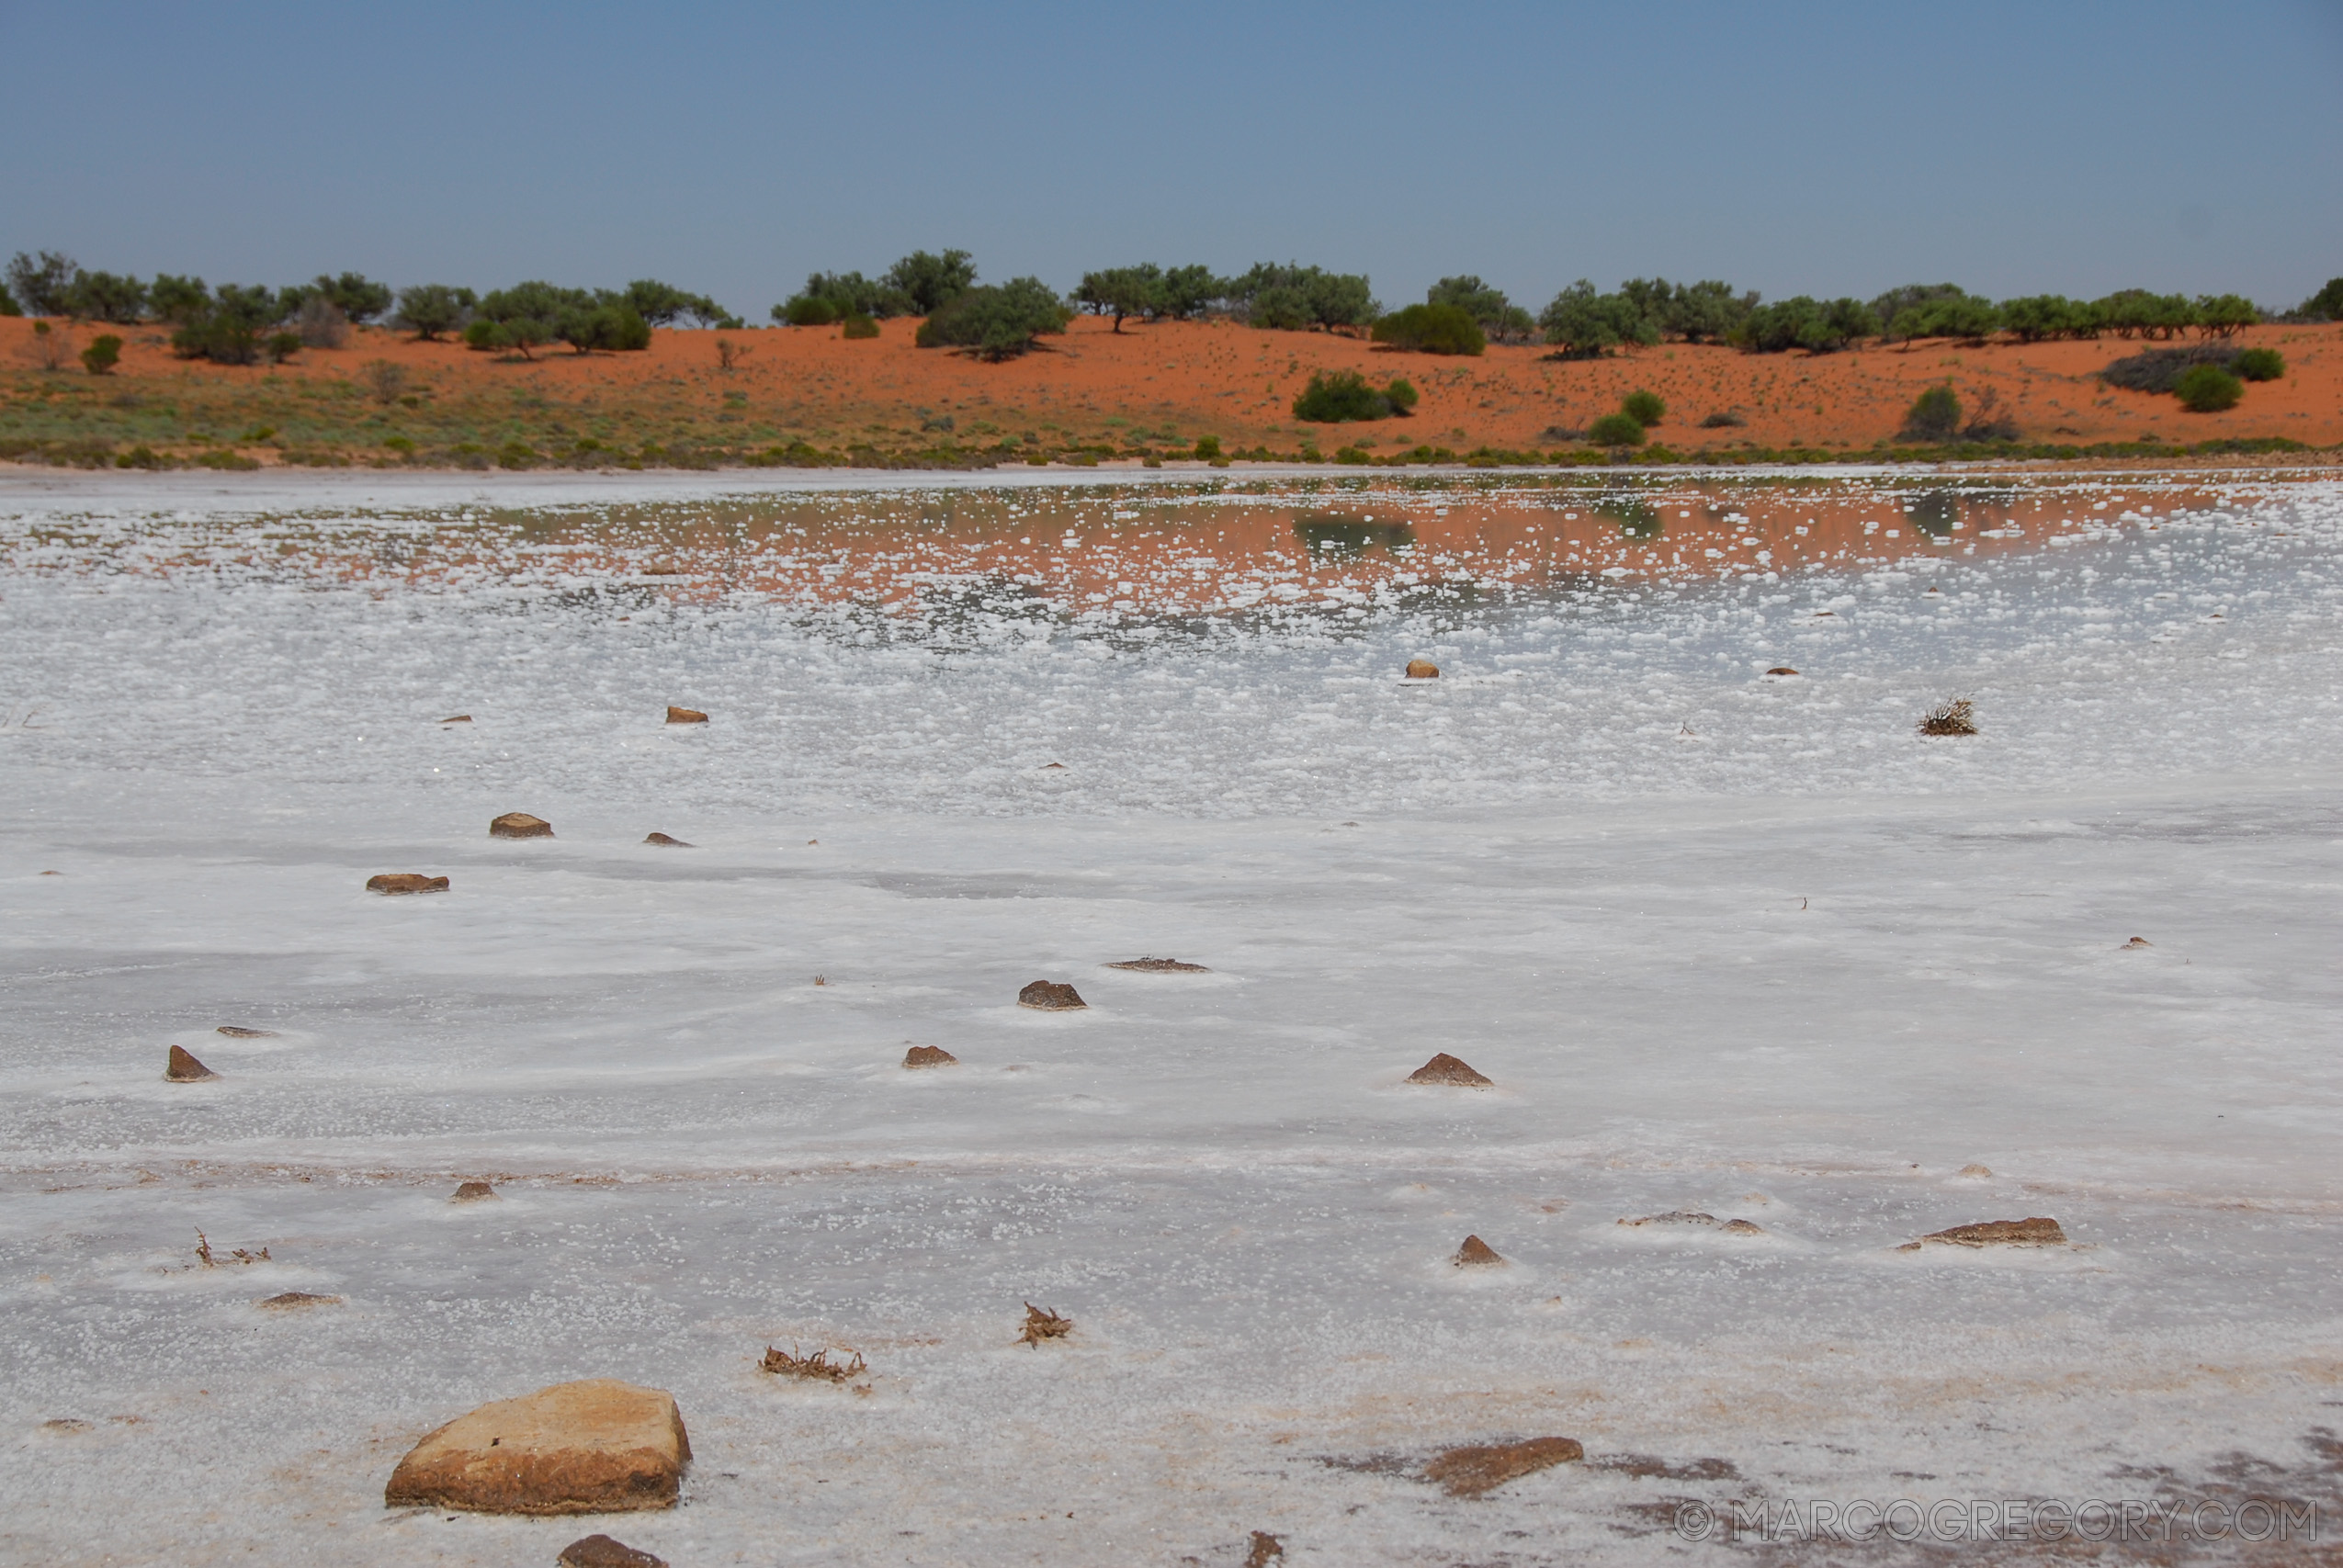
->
[[2, 468, 2338, 1565]]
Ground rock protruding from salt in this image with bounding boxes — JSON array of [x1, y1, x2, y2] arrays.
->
[[560, 1536, 667, 1568], [642, 832, 693, 847], [216, 1025, 276, 1038], [1619, 1211, 1764, 1235], [2123, 936, 2152, 949], [1407, 1052, 1490, 1087], [439, 715, 472, 724], [490, 812, 553, 840], [1405, 659, 1440, 679], [665, 706, 707, 725], [1422, 1437, 1584, 1496], [1453, 1235, 1505, 1267], [903, 1045, 958, 1068], [1898, 1216, 2066, 1251], [257, 1292, 341, 1310], [1018, 980, 1086, 1010], [451, 1181, 496, 1202], [165, 1045, 217, 1082], [382, 1380, 691, 1516], [367, 874, 448, 895], [1105, 957, 1210, 972], [1766, 666, 1800, 676]]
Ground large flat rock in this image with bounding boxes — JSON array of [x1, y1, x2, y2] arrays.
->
[[383, 1380, 690, 1516]]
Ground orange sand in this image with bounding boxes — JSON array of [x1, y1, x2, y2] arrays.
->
[[4, 313, 2339, 459]]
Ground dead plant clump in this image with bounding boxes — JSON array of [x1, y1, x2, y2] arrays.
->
[[194, 1229, 269, 1267], [1245, 1531, 1285, 1566], [1019, 1303, 1073, 1346], [760, 1344, 867, 1382], [1917, 697, 1976, 737]]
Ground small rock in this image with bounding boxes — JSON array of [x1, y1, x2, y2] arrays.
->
[[367, 874, 448, 895], [2122, 936, 2152, 949], [1765, 666, 1800, 676], [383, 1380, 691, 1516], [1958, 1164, 1994, 1179], [1616, 1211, 1765, 1234], [665, 706, 707, 725], [1018, 980, 1086, 1010], [257, 1292, 342, 1310], [1104, 957, 1210, 972], [215, 1025, 277, 1038], [165, 1045, 218, 1082], [491, 812, 554, 840], [1039, 761, 1067, 771], [451, 1181, 497, 1202], [1245, 1531, 1285, 1567], [1405, 659, 1440, 679], [642, 832, 693, 847], [559, 1534, 668, 1568], [1406, 1053, 1491, 1088], [40, 1418, 93, 1434], [440, 715, 472, 724], [1423, 1437, 1584, 1497], [1898, 1216, 2066, 1251], [903, 1045, 958, 1068], [1453, 1235, 1505, 1268]]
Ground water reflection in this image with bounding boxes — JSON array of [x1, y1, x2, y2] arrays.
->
[[1294, 513, 1417, 556]]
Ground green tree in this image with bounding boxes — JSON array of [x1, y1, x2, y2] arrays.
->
[[1371, 302, 1486, 355], [2173, 364, 2243, 412], [561, 301, 652, 353], [1157, 265, 1226, 320], [884, 249, 979, 315], [1228, 264, 1378, 332], [774, 269, 911, 322], [62, 270, 149, 322], [1538, 280, 1658, 357], [1427, 276, 1534, 341], [622, 279, 733, 327], [283, 272, 394, 323], [2192, 293, 2258, 338], [1630, 277, 1753, 343], [1620, 389, 1665, 427], [1869, 283, 1970, 333], [1074, 264, 1164, 331], [1736, 296, 1877, 353], [2097, 289, 2196, 340], [840, 312, 881, 339], [1999, 294, 2102, 342], [169, 283, 281, 365], [1586, 412, 1646, 447], [5, 250, 77, 315], [1292, 369, 1418, 422], [1900, 384, 1962, 442], [0, 280, 17, 316], [149, 274, 212, 323], [391, 283, 477, 340], [2234, 347, 2284, 381], [1886, 294, 2001, 344], [2302, 277, 2343, 321], [80, 333, 123, 374], [913, 276, 1070, 359]]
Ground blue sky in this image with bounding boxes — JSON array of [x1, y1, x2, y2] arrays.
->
[[5, 0, 2339, 318]]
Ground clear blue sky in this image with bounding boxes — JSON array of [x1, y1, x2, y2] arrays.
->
[[6, 0, 2339, 318]]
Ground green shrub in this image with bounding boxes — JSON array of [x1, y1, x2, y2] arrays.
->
[[2173, 364, 2243, 412], [562, 302, 651, 353], [391, 283, 476, 340], [1620, 389, 1665, 427], [620, 279, 730, 327], [912, 277, 1070, 359], [781, 295, 839, 326], [1999, 294, 2104, 342], [114, 444, 165, 469], [1886, 294, 2002, 344], [1698, 410, 1746, 428], [1193, 434, 1222, 459], [149, 274, 211, 323], [266, 331, 302, 363], [840, 312, 880, 339], [1075, 264, 1167, 331], [80, 334, 122, 375], [2234, 347, 2284, 381], [2303, 277, 2343, 322], [1292, 370, 1417, 422], [2192, 294, 2258, 338], [1737, 296, 1878, 353], [0, 279, 17, 315], [1228, 264, 1378, 332], [1901, 385, 1962, 442], [382, 435, 416, 455], [1586, 412, 1647, 446], [1538, 280, 1658, 357], [2100, 344, 2248, 392], [2097, 289, 2196, 340], [1425, 276, 1536, 341], [1620, 277, 1752, 344], [63, 270, 149, 323], [885, 249, 979, 314], [6, 250, 77, 315], [1371, 302, 1485, 355]]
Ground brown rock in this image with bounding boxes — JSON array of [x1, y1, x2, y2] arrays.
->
[[440, 715, 472, 724], [165, 1045, 218, 1082], [665, 706, 707, 725], [491, 812, 554, 840], [1017, 980, 1086, 1010], [1019, 1303, 1073, 1346], [451, 1181, 497, 1202], [1245, 1532, 1285, 1567], [257, 1292, 342, 1310], [216, 1025, 277, 1038], [2122, 936, 2152, 949], [1406, 1052, 1491, 1088], [903, 1045, 958, 1068], [1423, 1437, 1584, 1497], [560, 1536, 667, 1568], [382, 1379, 690, 1516], [367, 874, 448, 895], [1899, 1216, 2066, 1251], [642, 832, 693, 847], [1958, 1163, 1994, 1179], [1453, 1235, 1505, 1267], [1766, 666, 1800, 676], [1405, 659, 1440, 679], [1104, 957, 1210, 972]]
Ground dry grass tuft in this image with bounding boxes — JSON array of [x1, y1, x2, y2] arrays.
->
[[194, 1229, 269, 1267], [1917, 697, 1976, 736], [1019, 1302, 1074, 1346], [761, 1344, 867, 1382]]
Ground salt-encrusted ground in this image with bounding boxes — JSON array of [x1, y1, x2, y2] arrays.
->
[[1, 468, 2337, 1565]]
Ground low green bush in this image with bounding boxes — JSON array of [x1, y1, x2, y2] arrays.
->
[[2173, 364, 2243, 412], [1193, 435, 1222, 459], [841, 312, 880, 339], [1620, 389, 1665, 427], [266, 331, 302, 363], [914, 278, 1070, 359], [1586, 412, 1647, 446], [1371, 302, 1485, 355], [80, 334, 122, 375], [783, 296, 838, 326], [2234, 347, 2284, 381], [1291, 370, 1418, 422], [1901, 385, 1962, 442]]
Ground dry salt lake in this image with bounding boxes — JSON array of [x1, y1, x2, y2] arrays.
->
[[1, 465, 2338, 1564]]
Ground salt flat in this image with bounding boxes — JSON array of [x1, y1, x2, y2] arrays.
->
[[1, 469, 2337, 1564]]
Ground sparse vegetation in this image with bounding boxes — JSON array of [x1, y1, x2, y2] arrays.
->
[[840, 312, 880, 340], [1918, 698, 1976, 737], [1019, 1302, 1074, 1346], [1293, 370, 1418, 422], [760, 1344, 867, 1382], [1698, 410, 1747, 428]]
